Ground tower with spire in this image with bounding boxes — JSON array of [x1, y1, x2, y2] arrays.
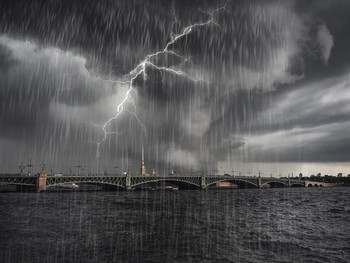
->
[[140, 146, 146, 175]]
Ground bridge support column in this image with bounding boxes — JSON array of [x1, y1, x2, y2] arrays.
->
[[125, 174, 131, 191], [36, 173, 47, 192], [257, 177, 262, 188], [201, 176, 206, 190]]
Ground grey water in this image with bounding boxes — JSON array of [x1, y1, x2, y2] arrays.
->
[[1, 187, 350, 263]]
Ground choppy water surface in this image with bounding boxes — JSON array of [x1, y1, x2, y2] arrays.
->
[[1, 187, 350, 263]]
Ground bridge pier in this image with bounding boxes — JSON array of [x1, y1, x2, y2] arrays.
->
[[201, 176, 206, 190], [36, 173, 47, 192], [125, 174, 131, 191], [257, 177, 262, 188]]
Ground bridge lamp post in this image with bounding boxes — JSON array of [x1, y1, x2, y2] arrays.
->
[[27, 164, 33, 176], [258, 171, 263, 178], [76, 164, 82, 175], [40, 161, 46, 173], [19, 162, 25, 175]]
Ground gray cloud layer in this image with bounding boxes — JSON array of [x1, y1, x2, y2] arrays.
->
[[1, 0, 350, 174]]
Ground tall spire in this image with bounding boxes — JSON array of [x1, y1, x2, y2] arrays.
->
[[140, 145, 146, 175]]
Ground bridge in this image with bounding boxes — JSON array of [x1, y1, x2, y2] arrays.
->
[[0, 173, 326, 192]]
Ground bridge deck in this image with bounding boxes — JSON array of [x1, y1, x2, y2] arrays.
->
[[0, 174, 313, 191]]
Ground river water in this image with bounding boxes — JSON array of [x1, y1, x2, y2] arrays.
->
[[0, 187, 349, 263]]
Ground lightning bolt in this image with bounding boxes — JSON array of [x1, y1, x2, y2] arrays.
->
[[94, 1, 229, 158]]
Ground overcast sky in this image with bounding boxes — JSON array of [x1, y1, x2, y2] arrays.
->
[[1, 0, 350, 176]]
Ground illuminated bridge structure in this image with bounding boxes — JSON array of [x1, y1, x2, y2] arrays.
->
[[0, 173, 326, 192]]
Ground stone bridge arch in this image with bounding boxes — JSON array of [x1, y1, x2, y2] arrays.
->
[[46, 176, 126, 189], [46, 181, 125, 189], [305, 181, 324, 187], [131, 178, 200, 189]]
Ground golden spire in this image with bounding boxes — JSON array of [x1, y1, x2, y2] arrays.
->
[[140, 146, 146, 175]]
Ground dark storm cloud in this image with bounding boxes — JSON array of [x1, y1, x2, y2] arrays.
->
[[1, 0, 350, 173], [243, 121, 350, 163], [294, 0, 350, 78], [224, 73, 350, 163], [0, 43, 18, 71], [0, 37, 106, 136], [259, 78, 350, 131], [0, 0, 173, 70], [0, 35, 124, 173], [199, 0, 350, 165]]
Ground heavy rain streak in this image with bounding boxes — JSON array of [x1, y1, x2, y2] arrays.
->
[[1, 0, 350, 262]]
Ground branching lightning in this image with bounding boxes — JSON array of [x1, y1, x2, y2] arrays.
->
[[94, 1, 229, 158]]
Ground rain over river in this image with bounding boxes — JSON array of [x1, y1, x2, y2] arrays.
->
[[1, 0, 350, 262], [1, 187, 350, 263]]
